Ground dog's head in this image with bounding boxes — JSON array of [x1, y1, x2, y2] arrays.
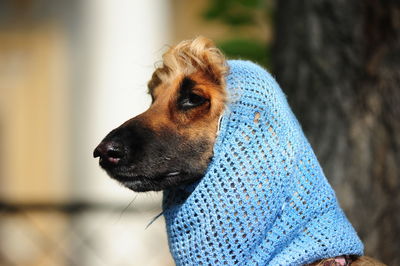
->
[[93, 37, 228, 192]]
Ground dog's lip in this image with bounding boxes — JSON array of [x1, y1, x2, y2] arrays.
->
[[110, 171, 182, 182], [98, 156, 120, 164], [97, 157, 121, 169]]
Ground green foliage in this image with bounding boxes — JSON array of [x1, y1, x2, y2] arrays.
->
[[203, 0, 264, 26], [217, 38, 270, 67], [202, 0, 271, 68]]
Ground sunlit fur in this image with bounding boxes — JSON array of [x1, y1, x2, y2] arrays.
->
[[148, 36, 228, 91]]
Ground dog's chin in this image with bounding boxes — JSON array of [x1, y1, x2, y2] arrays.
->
[[107, 172, 203, 192], [117, 178, 161, 192]]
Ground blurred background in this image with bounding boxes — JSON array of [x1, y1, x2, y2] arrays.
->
[[0, 0, 398, 265]]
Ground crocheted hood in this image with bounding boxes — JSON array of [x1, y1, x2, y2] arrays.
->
[[162, 60, 363, 265]]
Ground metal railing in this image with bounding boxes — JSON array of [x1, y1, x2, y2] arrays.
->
[[0, 200, 171, 266]]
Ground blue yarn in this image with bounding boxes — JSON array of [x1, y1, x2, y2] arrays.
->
[[163, 60, 364, 265]]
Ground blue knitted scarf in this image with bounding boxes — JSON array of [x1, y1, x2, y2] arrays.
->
[[163, 60, 363, 265]]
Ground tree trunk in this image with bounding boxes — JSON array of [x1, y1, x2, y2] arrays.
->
[[273, 0, 400, 264]]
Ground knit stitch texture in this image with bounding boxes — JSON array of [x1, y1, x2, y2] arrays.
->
[[163, 60, 364, 265]]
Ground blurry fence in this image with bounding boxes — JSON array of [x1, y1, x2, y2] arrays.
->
[[0, 201, 173, 266]]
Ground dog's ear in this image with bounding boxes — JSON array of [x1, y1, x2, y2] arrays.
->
[[149, 36, 229, 91]]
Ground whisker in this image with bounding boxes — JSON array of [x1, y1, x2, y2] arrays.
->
[[117, 194, 138, 221], [145, 211, 164, 229]]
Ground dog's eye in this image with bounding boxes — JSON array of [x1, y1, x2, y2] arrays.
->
[[178, 92, 208, 110]]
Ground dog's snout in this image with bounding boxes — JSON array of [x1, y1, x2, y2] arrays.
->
[[94, 141, 125, 167]]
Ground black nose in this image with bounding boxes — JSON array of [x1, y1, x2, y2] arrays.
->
[[93, 141, 125, 167]]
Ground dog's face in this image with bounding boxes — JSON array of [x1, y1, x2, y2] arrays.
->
[[94, 37, 228, 192]]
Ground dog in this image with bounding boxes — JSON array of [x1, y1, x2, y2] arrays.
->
[[93, 37, 227, 192], [94, 37, 384, 265]]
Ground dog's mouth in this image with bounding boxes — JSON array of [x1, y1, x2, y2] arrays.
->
[[104, 169, 199, 192], [94, 141, 207, 192], [93, 120, 214, 192], [112, 171, 181, 182]]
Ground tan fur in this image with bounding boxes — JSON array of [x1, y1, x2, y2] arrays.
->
[[143, 37, 228, 139], [351, 256, 387, 266], [148, 36, 229, 91], [124, 37, 230, 174]]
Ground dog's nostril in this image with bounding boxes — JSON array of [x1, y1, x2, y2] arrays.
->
[[106, 148, 123, 159], [93, 141, 125, 166]]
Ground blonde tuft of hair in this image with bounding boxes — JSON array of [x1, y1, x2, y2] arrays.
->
[[148, 36, 229, 90]]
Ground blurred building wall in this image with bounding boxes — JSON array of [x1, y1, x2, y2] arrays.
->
[[0, 0, 174, 265], [0, 2, 72, 264], [0, 3, 69, 204]]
